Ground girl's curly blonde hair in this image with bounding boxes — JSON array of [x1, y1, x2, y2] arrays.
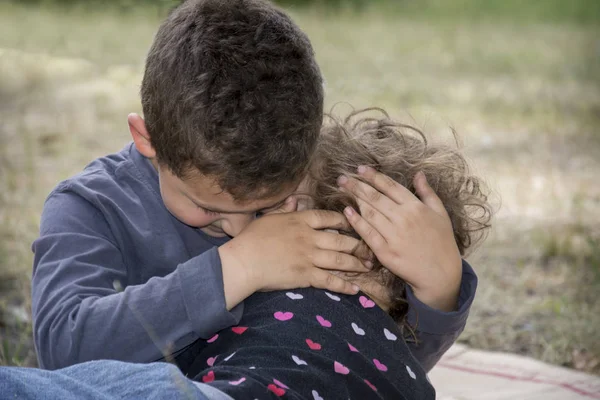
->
[[309, 108, 493, 333]]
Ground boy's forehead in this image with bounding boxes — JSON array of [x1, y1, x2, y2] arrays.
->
[[177, 170, 297, 213]]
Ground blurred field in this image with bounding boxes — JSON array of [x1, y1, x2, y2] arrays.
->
[[1, 2, 599, 373]]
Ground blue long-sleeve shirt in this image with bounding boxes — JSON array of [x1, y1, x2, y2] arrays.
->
[[31, 142, 477, 372]]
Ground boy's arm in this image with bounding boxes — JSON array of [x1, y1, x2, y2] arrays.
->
[[32, 190, 241, 370], [33, 189, 369, 370], [405, 260, 478, 372]]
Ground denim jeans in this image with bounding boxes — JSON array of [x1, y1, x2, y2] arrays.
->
[[0, 360, 232, 400]]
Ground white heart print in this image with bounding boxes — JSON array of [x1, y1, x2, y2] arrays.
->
[[292, 355, 307, 366], [351, 322, 365, 335], [312, 390, 324, 400], [384, 328, 397, 341], [224, 352, 236, 361], [286, 292, 304, 300], [406, 365, 416, 379], [325, 292, 341, 301]]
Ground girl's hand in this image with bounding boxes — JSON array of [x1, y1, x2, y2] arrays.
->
[[339, 167, 462, 312]]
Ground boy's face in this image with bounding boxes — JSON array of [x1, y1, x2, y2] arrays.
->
[[157, 164, 296, 238], [128, 113, 297, 238]]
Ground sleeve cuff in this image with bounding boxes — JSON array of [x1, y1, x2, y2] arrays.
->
[[406, 259, 478, 335], [177, 247, 244, 338]]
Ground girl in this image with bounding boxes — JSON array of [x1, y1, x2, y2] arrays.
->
[[182, 109, 492, 399]]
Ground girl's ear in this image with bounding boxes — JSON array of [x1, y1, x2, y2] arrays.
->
[[128, 113, 156, 159], [264, 195, 298, 216]]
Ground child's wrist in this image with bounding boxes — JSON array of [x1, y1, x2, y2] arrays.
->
[[411, 275, 461, 312], [413, 288, 459, 312], [218, 241, 258, 309]]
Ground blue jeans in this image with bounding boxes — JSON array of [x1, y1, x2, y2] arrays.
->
[[0, 360, 231, 400]]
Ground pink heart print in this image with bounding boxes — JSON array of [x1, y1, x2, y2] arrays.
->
[[347, 342, 359, 352], [229, 377, 246, 386], [373, 359, 388, 372], [273, 379, 289, 389], [316, 315, 332, 328], [306, 338, 322, 350], [359, 295, 375, 308], [274, 311, 294, 321], [206, 355, 218, 366], [364, 379, 378, 392], [231, 326, 248, 334], [268, 384, 286, 397], [334, 361, 350, 375], [207, 334, 218, 343], [202, 370, 215, 383]]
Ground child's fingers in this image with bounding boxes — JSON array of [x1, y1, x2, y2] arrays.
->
[[311, 249, 371, 273], [355, 198, 394, 236], [343, 206, 387, 254], [309, 269, 360, 295], [299, 210, 352, 231], [314, 231, 372, 261], [356, 165, 417, 205], [413, 172, 447, 216], [338, 175, 397, 212]]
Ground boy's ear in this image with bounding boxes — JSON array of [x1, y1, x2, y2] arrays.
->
[[128, 113, 156, 159]]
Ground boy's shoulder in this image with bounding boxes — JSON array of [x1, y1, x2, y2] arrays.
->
[[48, 142, 156, 205]]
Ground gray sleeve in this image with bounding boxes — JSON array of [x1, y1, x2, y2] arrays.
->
[[31, 191, 242, 370], [405, 260, 478, 372]]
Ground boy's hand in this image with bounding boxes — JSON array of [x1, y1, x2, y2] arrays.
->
[[218, 209, 371, 310], [339, 167, 462, 312]]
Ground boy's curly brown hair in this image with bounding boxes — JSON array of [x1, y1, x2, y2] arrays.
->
[[309, 108, 493, 333], [141, 0, 323, 199]]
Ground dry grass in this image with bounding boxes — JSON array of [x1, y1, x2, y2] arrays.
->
[[0, 2, 599, 373]]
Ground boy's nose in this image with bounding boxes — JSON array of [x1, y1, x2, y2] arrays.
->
[[224, 214, 256, 237]]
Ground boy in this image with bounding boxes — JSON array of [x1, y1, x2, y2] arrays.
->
[[32, 0, 476, 373]]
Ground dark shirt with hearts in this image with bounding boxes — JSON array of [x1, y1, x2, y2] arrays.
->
[[186, 288, 436, 399]]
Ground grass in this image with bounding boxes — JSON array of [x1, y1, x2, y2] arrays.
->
[[0, 1, 599, 373]]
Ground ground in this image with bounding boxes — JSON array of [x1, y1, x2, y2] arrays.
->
[[0, 2, 599, 374]]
